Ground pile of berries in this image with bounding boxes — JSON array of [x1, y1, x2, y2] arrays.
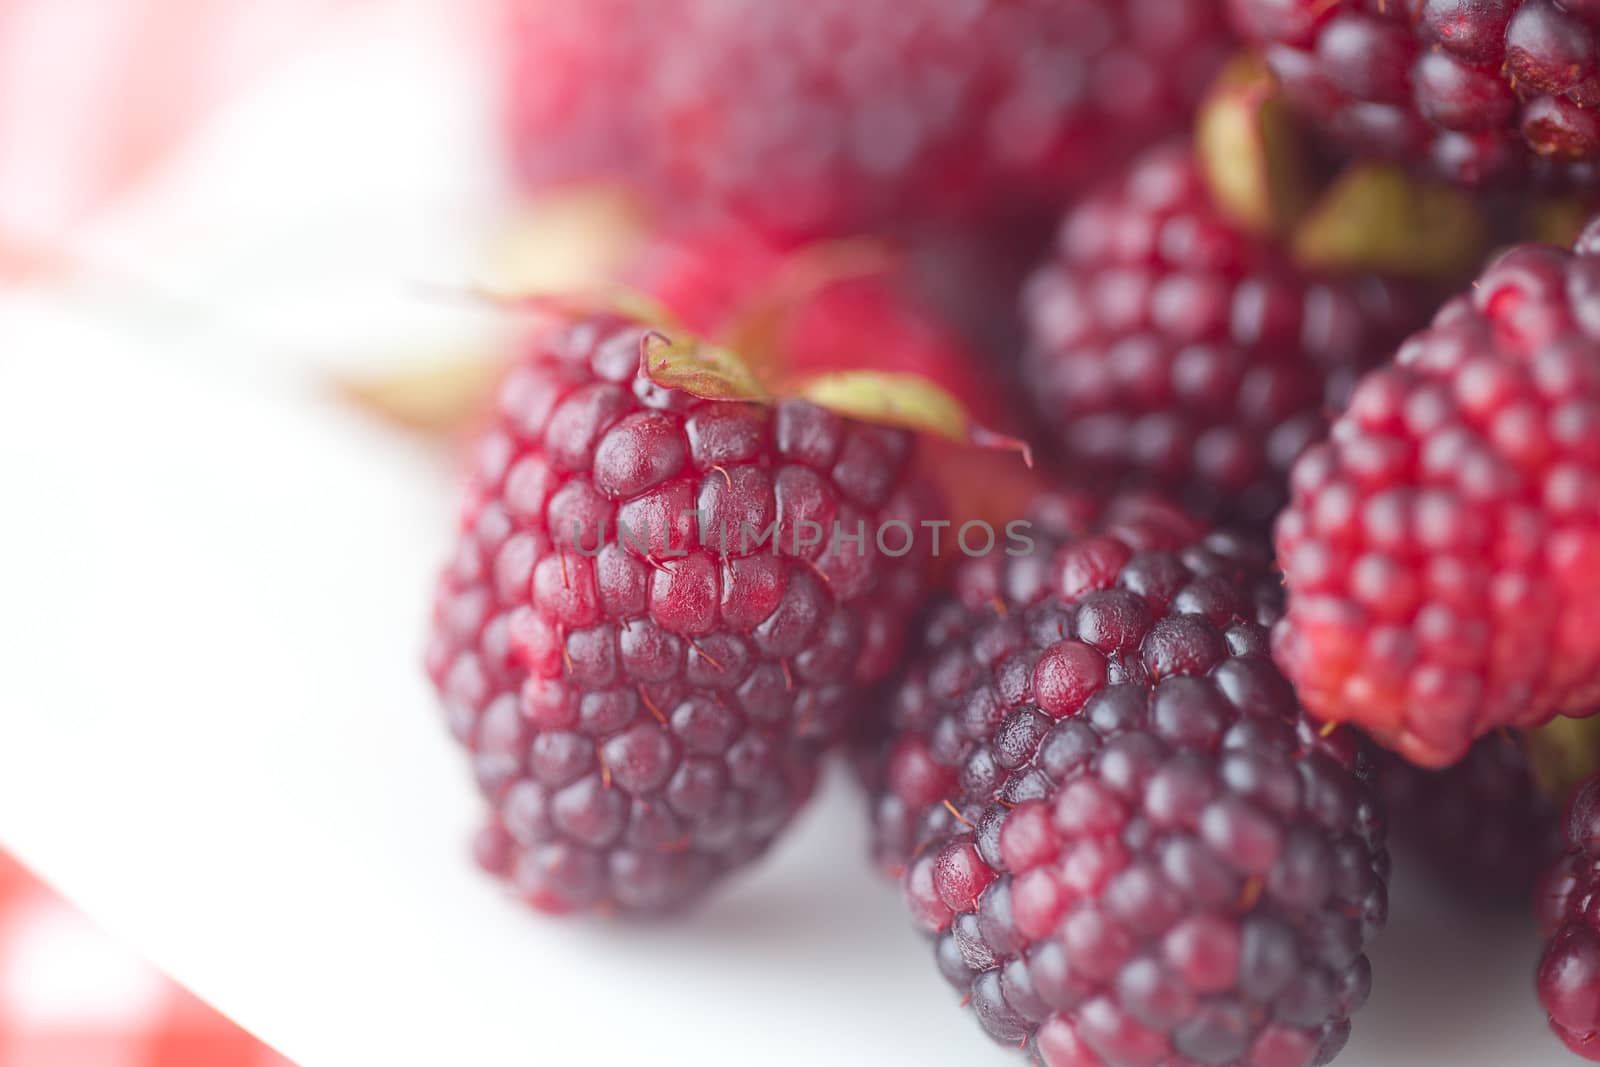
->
[[419, 1, 1600, 1062]]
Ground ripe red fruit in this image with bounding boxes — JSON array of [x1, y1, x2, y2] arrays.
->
[[1538, 775, 1600, 1059], [502, 0, 1233, 237], [427, 312, 945, 914], [869, 490, 1389, 1065], [1275, 218, 1600, 767], [1227, 0, 1600, 186], [1022, 143, 1428, 526]]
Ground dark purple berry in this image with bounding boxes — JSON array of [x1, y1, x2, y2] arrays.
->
[[869, 490, 1389, 1064]]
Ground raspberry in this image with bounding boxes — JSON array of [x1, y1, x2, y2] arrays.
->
[[503, 0, 1233, 237], [870, 491, 1389, 1066], [1378, 735, 1563, 905], [1538, 774, 1600, 1059], [1021, 143, 1427, 527], [1274, 218, 1600, 767], [427, 314, 942, 914], [1227, 0, 1600, 186]]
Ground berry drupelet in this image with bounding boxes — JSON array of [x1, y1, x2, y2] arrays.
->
[[503, 0, 1233, 237], [1227, 0, 1600, 187], [1021, 143, 1425, 527], [427, 314, 942, 915], [872, 491, 1390, 1067], [1274, 219, 1600, 768]]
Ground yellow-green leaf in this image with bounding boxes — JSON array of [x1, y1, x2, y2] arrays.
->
[[1196, 54, 1311, 238], [335, 352, 504, 435], [789, 370, 1032, 462], [1525, 715, 1600, 807], [1292, 164, 1487, 281], [1526, 194, 1598, 250], [640, 331, 771, 403]]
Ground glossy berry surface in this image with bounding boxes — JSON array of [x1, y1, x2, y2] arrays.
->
[[1274, 220, 1600, 767], [1378, 734, 1562, 905], [871, 491, 1389, 1067], [427, 314, 940, 914], [1227, 0, 1600, 186], [504, 0, 1233, 237], [1021, 144, 1426, 527], [1537, 775, 1600, 1059]]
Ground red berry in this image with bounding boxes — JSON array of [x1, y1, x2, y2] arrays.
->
[[1275, 222, 1600, 767], [503, 0, 1233, 236], [1538, 775, 1600, 1059], [867, 490, 1389, 1064], [1022, 144, 1429, 527], [1229, 0, 1600, 185], [428, 313, 943, 914]]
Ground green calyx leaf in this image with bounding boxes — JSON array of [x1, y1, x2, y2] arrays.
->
[[640, 331, 772, 403], [1525, 194, 1600, 250], [787, 370, 1032, 463], [1524, 716, 1600, 809], [1292, 164, 1487, 281], [1196, 53, 1311, 239]]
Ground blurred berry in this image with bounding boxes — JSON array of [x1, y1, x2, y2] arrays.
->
[[1022, 143, 1427, 527], [1379, 734, 1562, 906], [504, 0, 1233, 237]]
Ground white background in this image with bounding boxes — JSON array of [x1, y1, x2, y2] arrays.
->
[[0, 2, 1571, 1064]]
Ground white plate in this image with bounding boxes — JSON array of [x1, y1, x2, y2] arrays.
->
[[0, 301, 1569, 1067]]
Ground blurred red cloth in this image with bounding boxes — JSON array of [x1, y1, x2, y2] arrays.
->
[[0, 0, 359, 279], [0, 851, 295, 1067]]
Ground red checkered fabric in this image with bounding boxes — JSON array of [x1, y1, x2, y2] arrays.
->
[[0, 851, 294, 1067]]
